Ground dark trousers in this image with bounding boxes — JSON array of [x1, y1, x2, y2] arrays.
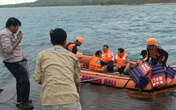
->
[[3, 60, 30, 103]]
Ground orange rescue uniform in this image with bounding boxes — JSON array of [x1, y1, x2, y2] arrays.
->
[[101, 49, 113, 63], [65, 42, 77, 54], [147, 46, 168, 65], [89, 56, 102, 71], [115, 52, 128, 67]]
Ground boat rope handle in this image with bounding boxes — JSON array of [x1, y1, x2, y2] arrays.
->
[[123, 79, 131, 88], [81, 73, 118, 83]]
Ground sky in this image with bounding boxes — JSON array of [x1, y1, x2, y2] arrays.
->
[[0, 0, 37, 5]]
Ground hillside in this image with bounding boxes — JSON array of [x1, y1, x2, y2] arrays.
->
[[1, 0, 176, 7]]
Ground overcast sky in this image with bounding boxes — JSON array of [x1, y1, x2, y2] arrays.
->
[[0, 0, 37, 5]]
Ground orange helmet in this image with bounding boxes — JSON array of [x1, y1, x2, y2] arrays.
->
[[76, 36, 83, 44], [146, 38, 157, 46]]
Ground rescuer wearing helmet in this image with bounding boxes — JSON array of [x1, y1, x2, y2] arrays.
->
[[146, 38, 168, 65], [66, 36, 83, 54]]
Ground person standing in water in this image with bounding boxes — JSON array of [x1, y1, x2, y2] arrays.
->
[[0, 17, 33, 109]]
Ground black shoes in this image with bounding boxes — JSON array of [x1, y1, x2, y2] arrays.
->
[[27, 100, 32, 104], [16, 100, 34, 110]]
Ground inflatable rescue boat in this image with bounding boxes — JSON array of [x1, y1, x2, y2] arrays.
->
[[78, 53, 176, 95]]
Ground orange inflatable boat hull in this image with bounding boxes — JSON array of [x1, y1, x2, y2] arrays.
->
[[77, 52, 92, 64], [81, 69, 176, 94]]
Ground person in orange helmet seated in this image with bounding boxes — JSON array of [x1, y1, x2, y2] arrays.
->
[[146, 38, 168, 66], [101, 45, 114, 64], [114, 48, 128, 73], [66, 36, 83, 54]]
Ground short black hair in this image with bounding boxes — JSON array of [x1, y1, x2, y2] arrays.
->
[[141, 50, 147, 57], [6, 17, 21, 27], [50, 28, 67, 45], [95, 50, 102, 56], [103, 45, 109, 48], [118, 48, 124, 53]]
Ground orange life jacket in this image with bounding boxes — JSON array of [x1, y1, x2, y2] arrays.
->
[[115, 52, 128, 67], [65, 42, 76, 52], [148, 49, 161, 59], [148, 47, 165, 62], [101, 49, 113, 63], [139, 60, 144, 65], [89, 56, 102, 71], [138, 56, 148, 65], [66, 42, 76, 52]]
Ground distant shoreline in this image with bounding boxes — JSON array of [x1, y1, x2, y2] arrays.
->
[[143, 2, 176, 5], [102, 2, 176, 6], [0, 1, 176, 8]]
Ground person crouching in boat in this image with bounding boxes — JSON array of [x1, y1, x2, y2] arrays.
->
[[101, 45, 114, 64], [89, 50, 108, 72], [65, 36, 83, 54], [146, 38, 168, 66], [137, 50, 148, 65], [114, 48, 129, 73]]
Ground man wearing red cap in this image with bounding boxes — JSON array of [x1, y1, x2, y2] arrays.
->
[[66, 36, 83, 54], [146, 38, 168, 65]]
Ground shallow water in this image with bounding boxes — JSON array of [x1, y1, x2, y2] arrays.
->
[[0, 5, 176, 110], [1, 81, 176, 110]]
